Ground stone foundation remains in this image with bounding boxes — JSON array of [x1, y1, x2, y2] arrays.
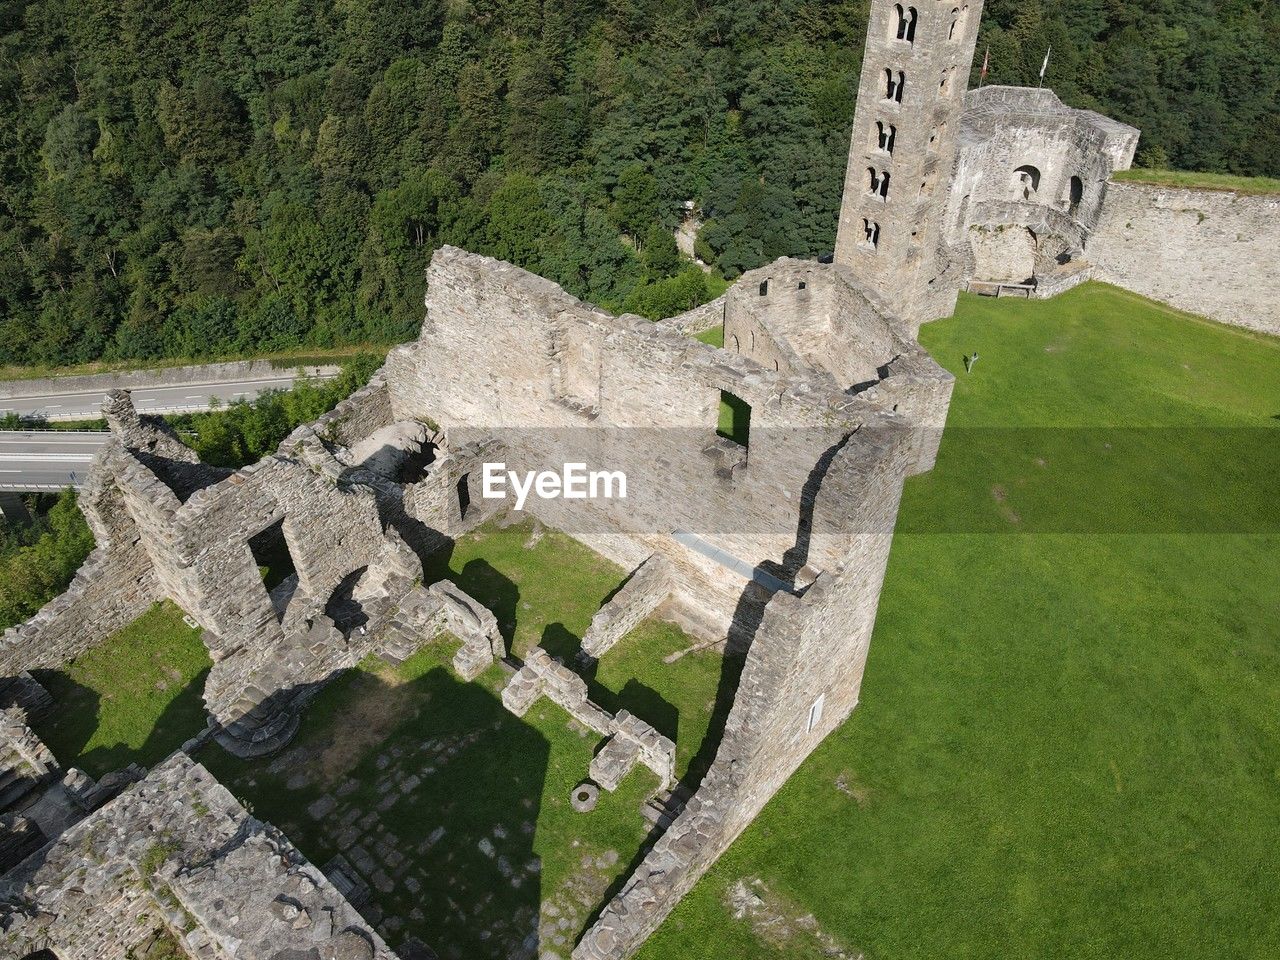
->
[[0, 753, 396, 960]]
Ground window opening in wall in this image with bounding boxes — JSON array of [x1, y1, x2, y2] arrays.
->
[[249, 517, 298, 622], [1013, 164, 1041, 200], [798, 280, 807, 290], [759, 279, 769, 296], [731, 334, 741, 353], [893, 5, 918, 42], [457, 473, 471, 520], [716, 391, 751, 449], [807, 693, 826, 733], [1068, 175, 1083, 214], [249, 518, 296, 593], [862, 218, 881, 249], [884, 69, 905, 103], [949, 7, 959, 39], [876, 121, 897, 153], [868, 168, 890, 200]]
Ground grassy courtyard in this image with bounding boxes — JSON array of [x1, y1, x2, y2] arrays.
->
[[203, 519, 725, 960], [31, 601, 211, 778], [639, 282, 1280, 959]]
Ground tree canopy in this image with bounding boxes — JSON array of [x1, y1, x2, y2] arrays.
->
[[1, 0, 1275, 368]]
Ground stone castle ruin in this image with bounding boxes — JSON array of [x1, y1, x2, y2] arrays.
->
[[945, 85, 1140, 295], [0, 0, 1271, 957]]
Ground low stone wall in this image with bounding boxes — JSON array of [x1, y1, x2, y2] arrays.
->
[[0, 545, 157, 675], [307, 369, 394, 448], [581, 554, 674, 657], [0, 359, 340, 400], [1086, 182, 1280, 336], [657, 295, 726, 336]]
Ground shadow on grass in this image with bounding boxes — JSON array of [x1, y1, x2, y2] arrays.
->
[[539, 623, 680, 744], [29, 666, 210, 779], [203, 658, 550, 960], [422, 552, 523, 646], [582, 580, 764, 937]]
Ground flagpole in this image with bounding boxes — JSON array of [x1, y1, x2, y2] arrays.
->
[[1038, 46, 1051, 88]]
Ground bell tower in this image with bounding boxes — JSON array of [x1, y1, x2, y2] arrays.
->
[[834, 1, 985, 330]]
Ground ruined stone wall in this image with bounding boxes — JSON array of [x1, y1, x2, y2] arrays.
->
[[0, 545, 156, 676], [385, 248, 901, 623], [657, 295, 727, 337], [0, 754, 397, 960], [581, 555, 674, 658], [575, 431, 912, 959], [0, 445, 159, 676], [1085, 183, 1280, 336], [945, 86, 1139, 251], [309, 369, 396, 448]]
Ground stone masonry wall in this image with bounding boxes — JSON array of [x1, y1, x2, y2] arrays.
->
[[0, 753, 397, 960], [1085, 182, 1280, 336], [0, 436, 160, 676], [385, 247, 912, 624], [575, 429, 912, 959]]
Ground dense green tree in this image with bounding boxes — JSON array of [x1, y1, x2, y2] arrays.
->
[[0, 0, 1273, 367]]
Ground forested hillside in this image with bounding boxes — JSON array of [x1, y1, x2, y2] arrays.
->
[[1, 0, 1276, 368]]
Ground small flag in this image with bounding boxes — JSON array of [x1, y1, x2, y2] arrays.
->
[[979, 47, 990, 86], [1039, 46, 1052, 85]]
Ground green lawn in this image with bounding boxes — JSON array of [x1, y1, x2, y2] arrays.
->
[[1112, 168, 1280, 195], [696, 325, 725, 347], [204, 518, 725, 960], [638, 282, 1280, 960], [31, 601, 211, 778]]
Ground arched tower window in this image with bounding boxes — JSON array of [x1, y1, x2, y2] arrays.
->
[[867, 168, 890, 199], [1013, 164, 1041, 200], [893, 5, 918, 43], [862, 219, 881, 249], [875, 121, 897, 153], [884, 69, 905, 103], [949, 7, 960, 39]]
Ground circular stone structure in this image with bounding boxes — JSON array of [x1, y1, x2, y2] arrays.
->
[[570, 782, 599, 813]]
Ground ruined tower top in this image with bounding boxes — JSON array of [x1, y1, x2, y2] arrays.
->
[[835, 1, 985, 330]]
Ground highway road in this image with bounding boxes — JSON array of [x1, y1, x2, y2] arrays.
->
[[0, 373, 328, 421], [0, 431, 106, 492]]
